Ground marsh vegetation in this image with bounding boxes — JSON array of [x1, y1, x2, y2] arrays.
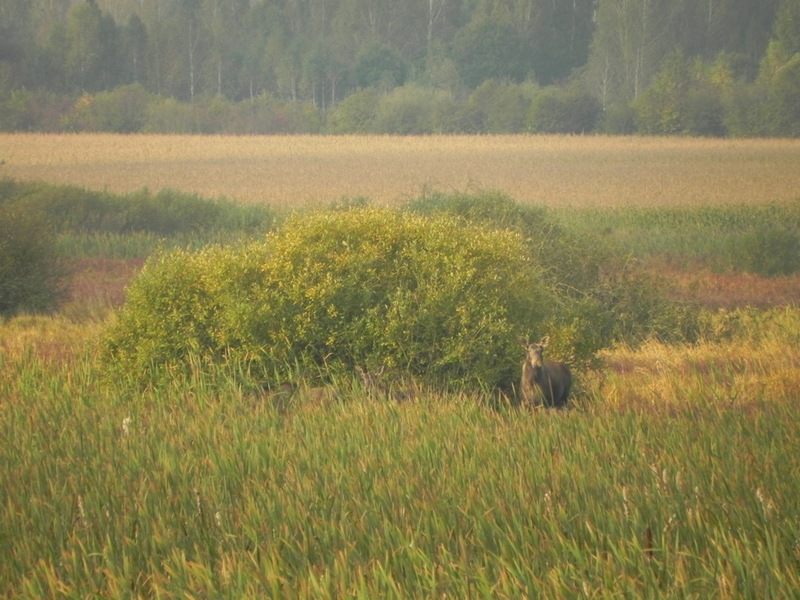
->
[[2, 136, 799, 596]]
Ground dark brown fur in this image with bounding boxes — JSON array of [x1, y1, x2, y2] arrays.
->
[[520, 336, 572, 408]]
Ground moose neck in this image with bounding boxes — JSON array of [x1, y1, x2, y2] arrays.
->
[[532, 363, 545, 383], [523, 358, 544, 382]]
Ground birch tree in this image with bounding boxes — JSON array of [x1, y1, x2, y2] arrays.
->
[[586, 0, 676, 107]]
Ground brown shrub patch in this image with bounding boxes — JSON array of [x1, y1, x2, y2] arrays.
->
[[62, 258, 145, 320], [656, 265, 800, 309]]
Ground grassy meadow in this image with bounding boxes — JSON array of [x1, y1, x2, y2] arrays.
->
[[2, 135, 800, 597], [3, 309, 800, 597]]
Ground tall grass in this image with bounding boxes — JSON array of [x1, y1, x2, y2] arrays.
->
[[2, 312, 799, 597], [1, 179, 278, 259], [55, 230, 272, 259], [555, 200, 800, 275]]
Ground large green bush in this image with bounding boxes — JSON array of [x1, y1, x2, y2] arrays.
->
[[64, 84, 151, 133], [463, 80, 534, 133], [102, 208, 558, 390]]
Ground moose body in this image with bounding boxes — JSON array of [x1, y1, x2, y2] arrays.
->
[[520, 337, 572, 408]]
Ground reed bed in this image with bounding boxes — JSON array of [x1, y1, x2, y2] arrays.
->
[[553, 200, 800, 275], [3, 134, 800, 208], [2, 313, 799, 597]]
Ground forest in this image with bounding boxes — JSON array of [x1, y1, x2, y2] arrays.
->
[[1, 0, 799, 136]]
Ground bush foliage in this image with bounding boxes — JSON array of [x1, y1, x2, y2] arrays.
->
[[102, 192, 698, 391], [527, 86, 603, 134], [0, 204, 65, 317], [102, 207, 559, 390], [405, 190, 695, 349]]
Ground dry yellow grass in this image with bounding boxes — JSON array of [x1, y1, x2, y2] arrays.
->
[[0, 314, 103, 368], [2, 134, 799, 208], [586, 335, 800, 412]]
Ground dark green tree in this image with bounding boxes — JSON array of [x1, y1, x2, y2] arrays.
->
[[452, 17, 534, 89], [767, 53, 800, 136], [681, 81, 726, 136], [675, 0, 780, 78], [120, 14, 148, 85], [757, 0, 800, 136], [772, 0, 800, 55], [722, 80, 772, 136], [65, 0, 121, 92], [492, 0, 594, 85], [633, 49, 690, 135], [355, 45, 408, 90]]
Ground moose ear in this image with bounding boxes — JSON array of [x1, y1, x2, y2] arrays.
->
[[520, 337, 529, 349], [539, 336, 550, 348]]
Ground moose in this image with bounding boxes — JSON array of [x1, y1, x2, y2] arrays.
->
[[519, 336, 572, 409]]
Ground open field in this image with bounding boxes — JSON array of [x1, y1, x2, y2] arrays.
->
[[2, 134, 800, 208]]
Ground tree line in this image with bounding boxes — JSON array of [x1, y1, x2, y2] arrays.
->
[[1, 0, 798, 136]]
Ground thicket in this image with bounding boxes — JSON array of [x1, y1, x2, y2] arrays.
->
[[101, 192, 699, 392], [7, 179, 797, 392], [0, 178, 277, 315], [0, 178, 275, 236], [102, 208, 559, 391], [0, 203, 64, 317], [405, 191, 696, 350]]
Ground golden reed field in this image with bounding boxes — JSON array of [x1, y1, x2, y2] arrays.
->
[[2, 133, 800, 208]]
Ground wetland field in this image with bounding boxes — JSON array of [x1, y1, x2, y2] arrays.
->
[[1, 134, 800, 597]]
